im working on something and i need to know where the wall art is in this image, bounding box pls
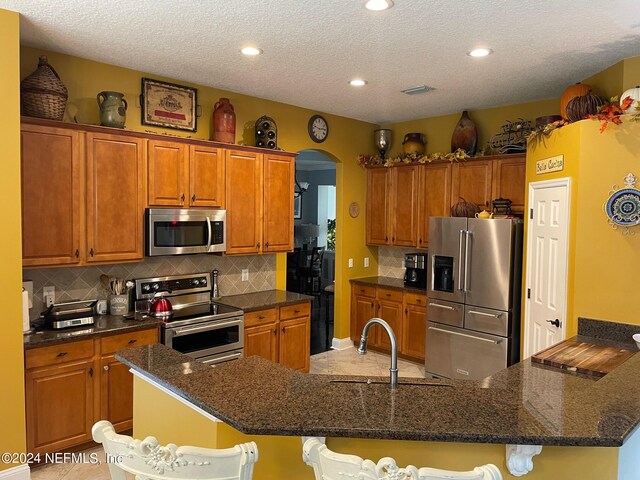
[141,77,197,132]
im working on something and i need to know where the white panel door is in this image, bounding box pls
[524,178,571,358]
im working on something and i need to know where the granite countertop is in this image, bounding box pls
[117,325,640,447]
[218,290,313,312]
[351,276,427,294]
[23,315,162,349]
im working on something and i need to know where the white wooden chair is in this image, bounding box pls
[92,420,258,480]
[302,438,502,480]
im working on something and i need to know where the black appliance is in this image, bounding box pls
[403,253,427,289]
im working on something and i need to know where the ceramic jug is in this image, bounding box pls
[212,98,236,143]
[97,91,127,128]
[475,210,493,219]
[402,133,426,155]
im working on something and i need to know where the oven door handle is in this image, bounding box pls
[172,318,243,337]
[200,351,243,365]
[205,216,212,252]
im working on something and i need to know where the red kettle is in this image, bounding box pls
[148,290,173,319]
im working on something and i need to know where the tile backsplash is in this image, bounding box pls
[378,246,423,279]
[23,254,276,320]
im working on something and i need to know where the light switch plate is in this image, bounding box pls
[364,257,369,268]
[241,269,249,281]
[348,258,353,268]
[43,286,55,307]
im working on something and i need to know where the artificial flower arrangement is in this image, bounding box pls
[358,148,470,168]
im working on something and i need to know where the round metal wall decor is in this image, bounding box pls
[349,202,360,218]
[604,173,640,234]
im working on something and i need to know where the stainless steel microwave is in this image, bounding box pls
[145,208,226,256]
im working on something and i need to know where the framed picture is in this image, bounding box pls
[141,77,197,132]
[294,195,302,219]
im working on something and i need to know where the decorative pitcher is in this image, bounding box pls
[97,91,127,128]
[402,133,426,155]
[212,98,236,143]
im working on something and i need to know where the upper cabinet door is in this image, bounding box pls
[225,150,262,254]
[21,125,82,267]
[148,140,189,206]
[491,155,526,214]
[366,168,390,245]
[85,133,145,263]
[263,153,294,253]
[417,162,452,249]
[390,165,418,247]
[189,145,225,208]
[451,160,493,210]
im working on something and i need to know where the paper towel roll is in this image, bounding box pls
[22,288,30,333]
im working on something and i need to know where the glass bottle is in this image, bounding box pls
[212,269,220,300]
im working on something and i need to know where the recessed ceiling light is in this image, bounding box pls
[364,0,394,11]
[241,47,263,56]
[468,48,493,58]
[349,79,368,87]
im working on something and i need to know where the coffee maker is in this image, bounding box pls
[404,253,427,289]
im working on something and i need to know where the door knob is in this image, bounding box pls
[546,318,561,328]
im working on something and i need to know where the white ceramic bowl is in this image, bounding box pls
[633,333,640,350]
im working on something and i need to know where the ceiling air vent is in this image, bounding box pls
[401,85,435,95]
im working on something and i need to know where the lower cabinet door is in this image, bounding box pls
[25,359,96,454]
[279,317,310,372]
[244,323,278,363]
[402,303,427,361]
[352,293,377,345]
[100,355,134,432]
[376,300,403,352]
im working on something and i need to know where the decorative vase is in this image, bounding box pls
[451,111,477,155]
[212,98,236,143]
[560,82,592,120]
[20,55,68,121]
[374,129,392,158]
[97,91,127,128]
[402,133,426,155]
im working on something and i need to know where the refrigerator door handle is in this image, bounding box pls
[428,302,457,311]
[457,229,465,291]
[463,230,471,292]
[428,326,501,344]
[468,310,503,318]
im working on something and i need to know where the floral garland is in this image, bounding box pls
[358,148,470,168]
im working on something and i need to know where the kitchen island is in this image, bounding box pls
[117,320,640,479]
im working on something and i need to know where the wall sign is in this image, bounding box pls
[141,77,197,132]
[536,155,564,175]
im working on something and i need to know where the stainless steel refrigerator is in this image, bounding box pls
[425,217,523,380]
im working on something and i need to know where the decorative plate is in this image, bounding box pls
[349,202,360,218]
[604,173,640,233]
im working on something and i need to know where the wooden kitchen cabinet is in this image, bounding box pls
[243,302,311,372]
[350,284,378,345]
[491,154,526,213]
[225,149,262,254]
[417,162,452,249]
[190,145,225,207]
[24,327,159,455]
[21,124,83,267]
[366,168,390,245]
[263,153,294,252]
[85,132,145,263]
[402,292,427,362]
[375,288,403,351]
[390,165,419,246]
[451,159,493,210]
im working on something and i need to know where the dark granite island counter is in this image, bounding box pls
[118,331,640,479]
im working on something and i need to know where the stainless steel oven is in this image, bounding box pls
[146,208,226,256]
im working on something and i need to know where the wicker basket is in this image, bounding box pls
[20,56,68,120]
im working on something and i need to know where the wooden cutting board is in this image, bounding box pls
[531,337,636,377]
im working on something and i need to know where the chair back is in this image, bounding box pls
[92,420,258,480]
[303,438,502,480]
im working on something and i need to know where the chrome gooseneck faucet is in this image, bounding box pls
[357,317,398,387]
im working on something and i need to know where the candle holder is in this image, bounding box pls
[374,129,392,159]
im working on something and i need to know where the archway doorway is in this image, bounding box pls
[288,149,336,354]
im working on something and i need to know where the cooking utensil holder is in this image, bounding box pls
[109,294,128,315]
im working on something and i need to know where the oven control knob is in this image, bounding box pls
[142,284,151,292]
[200,278,207,286]
[192,279,200,286]
[152,283,159,291]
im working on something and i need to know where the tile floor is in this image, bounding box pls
[30,347,424,479]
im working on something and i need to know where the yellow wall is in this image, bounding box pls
[20,46,379,339]
[383,98,559,155]
[0,8,27,469]
[134,375,620,480]
[623,57,640,91]
[583,60,625,100]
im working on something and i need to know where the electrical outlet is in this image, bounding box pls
[241,269,249,281]
[364,257,370,268]
[348,258,353,268]
[43,286,55,307]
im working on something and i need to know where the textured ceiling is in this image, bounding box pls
[3,0,640,124]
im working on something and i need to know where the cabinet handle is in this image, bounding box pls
[386,293,391,297]
[371,302,373,307]
[56,351,68,358]
[103,365,110,371]
[405,308,408,315]
[89,248,94,257]
[191,194,196,203]
[392,237,395,242]
[128,339,137,345]
[181,193,186,203]
[385,236,388,242]
[265,241,269,248]
[293,309,300,314]
[486,201,489,207]
[418,239,422,245]
[259,315,265,320]
[273,328,277,335]
[89,367,94,378]
[75,249,79,258]
[256,242,261,249]
[282,326,286,333]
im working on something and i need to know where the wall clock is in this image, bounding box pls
[308,114,328,143]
